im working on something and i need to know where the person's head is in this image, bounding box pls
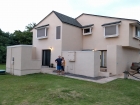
[58,56,61,58]
[62,57,64,59]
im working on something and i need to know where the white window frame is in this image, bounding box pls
[36,26,49,40]
[83,27,92,35]
[103,24,119,38]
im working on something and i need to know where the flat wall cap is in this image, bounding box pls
[102,21,121,26]
[35,24,49,29]
[7,45,32,48]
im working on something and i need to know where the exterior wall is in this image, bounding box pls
[116,46,140,74]
[6,47,12,73]
[77,15,133,50]
[62,51,100,77]
[32,12,62,67]
[129,25,140,49]
[107,45,140,75]
[6,45,41,76]
[62,23,82,51]
[107,45,118,74]
[6,46,22,74]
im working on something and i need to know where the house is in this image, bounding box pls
[6,11,140,76]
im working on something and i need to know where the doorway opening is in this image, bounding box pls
[42,49,51,66]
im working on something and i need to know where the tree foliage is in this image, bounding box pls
[0,23,36,63]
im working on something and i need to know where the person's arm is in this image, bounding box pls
[55,59,57,63]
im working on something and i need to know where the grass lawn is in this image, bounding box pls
[0,73,140,105]
[0,64,6,70]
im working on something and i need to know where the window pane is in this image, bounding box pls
[100,51,107,67]
[138,29,140,38]
[46,28,48,36]
[37,28,45,37]
[84,28,90,33]
[56,26,61,39]
[136,27,140,38]
[105,25,116,36]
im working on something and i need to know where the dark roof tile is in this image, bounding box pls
[53,11,82,28]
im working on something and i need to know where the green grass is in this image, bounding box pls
[0,73,140,105]
[0,64,6,70]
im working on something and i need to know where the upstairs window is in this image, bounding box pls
[83,27,92,35]
[102,21,121,38]
[35,24,49,39]
[136,27,140,38]
[56,26,61,39]
[37,28,48,38]
[104,25,119,38]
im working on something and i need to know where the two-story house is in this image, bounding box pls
[31,11,140,75]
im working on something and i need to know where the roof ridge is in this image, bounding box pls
[53,11,76,20]
[76,13,139,22]
[53,11,82,28]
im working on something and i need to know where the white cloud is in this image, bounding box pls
[85,0,120,7]
[0,0,73,33]
[113,6,140,21]
[0,0,140,33]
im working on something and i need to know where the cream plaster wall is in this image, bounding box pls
[107,45,117,74]
[32,12,62,67]
[62,23,82,51]
[129,25,140,49]
[77,15,134,50]
[107,45,140,75]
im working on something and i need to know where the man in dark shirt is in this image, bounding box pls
[55,56,62,74]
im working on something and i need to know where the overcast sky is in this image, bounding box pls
[1,0,140,33]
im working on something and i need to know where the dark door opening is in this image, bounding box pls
[42,49,51,66]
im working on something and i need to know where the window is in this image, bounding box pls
[136,27,140,38]
[100,51,107,67]
[104,25,119,38]
[83,27,92,35]
[56,26,61,39]
[37,27,48,39]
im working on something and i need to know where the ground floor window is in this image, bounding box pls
[100,50,107,68]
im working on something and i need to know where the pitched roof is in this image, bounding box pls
[76,13,140,23]
[53,11,82,28]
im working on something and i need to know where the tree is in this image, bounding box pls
[0,22,36,63]
[0,29,11,63]
[25,23,36,32]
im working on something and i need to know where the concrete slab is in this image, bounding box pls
[41,69,140,83]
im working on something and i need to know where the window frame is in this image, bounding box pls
[103,24,119,38]
[36,26,49,39]
[135,27,140,38]
[100,50,107,68]
[56,26,61,40]
[83,27,92,35]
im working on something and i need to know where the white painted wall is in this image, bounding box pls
[62,51,100,77]
[6,45,41,76]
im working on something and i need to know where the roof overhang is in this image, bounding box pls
[82,24,94,28]
[35,24,49,29]
[130,21,140,28]
[102,21,121,26]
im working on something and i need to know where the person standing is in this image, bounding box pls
[55,56,62,75]
[61,57,65,75]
